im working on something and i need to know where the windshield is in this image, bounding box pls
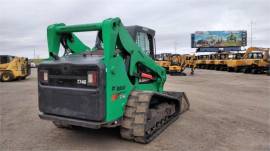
[171,56,179,65]
[248,53,263,59]
[155,55,163,61]
[0,56,14,64]
[163,54,171,60]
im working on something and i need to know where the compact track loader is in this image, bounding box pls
[38,18,190,143]
[0,55,31,82]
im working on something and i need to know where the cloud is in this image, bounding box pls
[0,0,269,58]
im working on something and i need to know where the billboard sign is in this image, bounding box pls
[191,30,247,48]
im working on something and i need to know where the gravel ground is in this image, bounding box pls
[0,69,269,151]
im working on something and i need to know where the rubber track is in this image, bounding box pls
[120,91,179,143]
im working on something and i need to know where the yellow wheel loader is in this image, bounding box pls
[184,54,196,75]
[0,55,31,82]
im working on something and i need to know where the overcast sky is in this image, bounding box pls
[0,0,269,58]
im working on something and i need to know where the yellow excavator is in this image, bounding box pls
[183,54,196,74]
[168,54,195,75]
[155,53,171,72]
[168,54,185,75]
[0,55,31,82]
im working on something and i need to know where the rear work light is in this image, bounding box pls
[39,70,48,83]
[44,71,48,81]
[87,71,97,86]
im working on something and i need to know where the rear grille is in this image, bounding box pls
[39,65,98,88]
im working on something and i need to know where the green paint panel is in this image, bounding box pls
[66,34,90,53]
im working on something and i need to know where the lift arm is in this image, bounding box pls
[46,17,166,91]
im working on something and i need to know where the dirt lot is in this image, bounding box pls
[0,69,269,151]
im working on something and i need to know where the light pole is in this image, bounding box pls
[174,41,177,54]
[33,48,36,59]
[250,21,253,47]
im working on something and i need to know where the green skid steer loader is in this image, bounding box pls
[38,17,190,143]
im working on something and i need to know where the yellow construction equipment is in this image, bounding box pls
[213,52,230,71]
[226,53,242,72]
[169,54,183,75]
[184,54,196,74]
[226,47,269,73]
[0,55,30,82]
[196,55,208,69]
[205,54,217,70]
[155,53,171,72]
[242,47,269,74]
[168,54,192,75]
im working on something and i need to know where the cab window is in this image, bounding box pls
[0,56,10,64]
[253,53,258,59]
[248,53,253,59]
[136,32,150,55]
[257,53,263,59]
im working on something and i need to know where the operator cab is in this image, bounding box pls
[228,53,244,59]
[155,54,163,61]
[155,53,171,61]
[94,26,156,59]
[170,54,180,65]
[248,52,263,59]
[197,55,209,60]
[0,55,15,64]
